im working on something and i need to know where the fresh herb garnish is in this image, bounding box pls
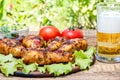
[5,32,19,38]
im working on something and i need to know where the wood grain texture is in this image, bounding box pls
[0,30,120,80]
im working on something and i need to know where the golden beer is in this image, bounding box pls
[97,32,120,58]
[96,2,120,62]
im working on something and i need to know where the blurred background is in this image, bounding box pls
[0,0,106,31]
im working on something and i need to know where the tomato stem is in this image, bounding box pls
[77,26,84,29]
[69,26,75,30]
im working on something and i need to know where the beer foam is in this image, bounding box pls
[97,11,120,33]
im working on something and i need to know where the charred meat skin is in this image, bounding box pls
[46,37,87,52]
[22,49,45,65]
[0,38,24,57]
[9,45,24,57]
[46,36,66,51]
[58,38,87,52]
[45,51,74,65]
[80,39,88,51]
[22,49,74,65]
[22,35,44,49]
[0,36,88,65]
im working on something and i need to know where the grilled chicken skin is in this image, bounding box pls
[46,36,66,51]
[22,35,44,49]
[58,38,87,52]
[22,48,45,65]
[0,35,88,65]
[0,38,24,57]
[45,51,74,65]
[22,48,74,65]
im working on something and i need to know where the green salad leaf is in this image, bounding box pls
[0,54,15,65]
[85,47,96,58]
[74,58,92,70]
[0,54,24,76]
[1,61,17,76]
[22,63,38,74]
[74,47,95,70]
[44,63,72,76]
[38,66,46,73]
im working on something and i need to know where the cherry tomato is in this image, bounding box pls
[61,26,83,39]
[39,26,60,41]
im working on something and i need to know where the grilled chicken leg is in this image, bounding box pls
[0,35,88,65]
[22,35,44,49]
[46,36,66,51]
[0,38,24,57]
[58,38,87,52]
[22,48,74,65]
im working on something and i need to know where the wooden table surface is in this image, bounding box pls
[0,30,120,80]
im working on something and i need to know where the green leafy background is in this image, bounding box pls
[0,0,106,31]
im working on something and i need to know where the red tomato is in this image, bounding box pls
[39,26,60,41]
[61,26,83,39]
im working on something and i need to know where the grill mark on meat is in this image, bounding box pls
[30,36,43,41]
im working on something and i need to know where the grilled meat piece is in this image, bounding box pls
[22,48,45,65]
[9,45,25,57]
[80,39,88,50]
[46,36,66,51]
[22,48,74,65]
[0,38,24,57]
[45,51,74,65]
[22,35,44,49]
[0,36,88,65]
[58,38,87,52]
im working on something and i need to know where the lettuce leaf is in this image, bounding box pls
[22,63,38,74]
[74,58,92,69]
[44,63,72,76]
[0,54,24,76]
[1,63,16,76]
[74,47,95,70]
[38,66,46,73]
[85,47,96,58]
[0,54,15,64]
[1,61,18,76]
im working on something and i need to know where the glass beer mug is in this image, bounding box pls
[96,1,120,63]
